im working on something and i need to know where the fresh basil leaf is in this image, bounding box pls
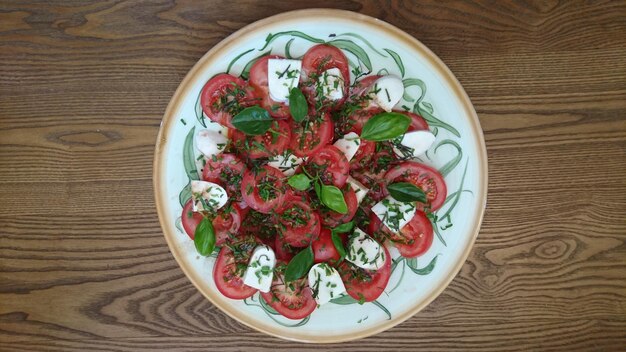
[288,173,311,191]
[361,112,411,141]
[387,182,427,203]
[320,184,348,214]
[314,179,322,199]
[194,217,216,256]
[331,231,347,262]
[288,87,308,122]
[231,106,273,135]
[284,246,314,282]
[332,221,354,234]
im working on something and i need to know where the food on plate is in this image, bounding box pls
[180,44,447,319]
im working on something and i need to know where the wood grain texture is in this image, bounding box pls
[1,0,625,350]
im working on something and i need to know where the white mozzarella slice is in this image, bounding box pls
[267,59,302,104]
[308,263,346,305]
[393,130,436,159]
[267,152,306,176]
[242,245,276,293]
[195,128,228,158]
[190,180,228,212]
[333,132,360,161]
[370,75,404,112]
[371,196,416,233]
[346,228,386,270]
[346,176,369,204]
[318,67,345,101]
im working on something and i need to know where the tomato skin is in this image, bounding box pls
[202,153,246,201]
[213,239,259,300]
[181,199,204,239]
[288,112,334,157]
[402,110,429,132]
[240,165,286,214]
[301,44,350,111]
[368,210,433,257]
[200,74,256,128]
[350,139,376,171]
[260,262,317,319]
[230,120,291,159]
[384,162,447,211]
[304,145,349,187]
[319,186,358,227]
[277,197,321,248]
[249,55,292,118]
[312,228,342,263]
[338,245,392,302]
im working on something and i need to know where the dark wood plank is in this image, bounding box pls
[1,0,625,351]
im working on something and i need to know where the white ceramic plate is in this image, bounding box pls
[154,9,487,343]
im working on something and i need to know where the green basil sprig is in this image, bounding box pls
[330,221,354,262]
[194,217,216,256]
[314,181,347,214]
[387,182,427,203]
[231,106,273,135]
[287,173,311,191]
[288,87,308,122]
[361,112,410,141]
[284,245,314,282]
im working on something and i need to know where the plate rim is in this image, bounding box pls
[153,8,488,343]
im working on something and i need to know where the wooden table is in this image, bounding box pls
[1,1,625,350]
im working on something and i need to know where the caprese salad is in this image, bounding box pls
[180,44,446,320]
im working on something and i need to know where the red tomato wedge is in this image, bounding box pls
[277,196,321,247]
[200,73,256,128]
[230,120,290,159]
[338,245,392,302]
[248,55,292,118]
[213,238,259,300]
[384,161,447,211]
[303,145,349,187]
[241,165,286,214]
[260,263,317,320]
[301,44,350,111]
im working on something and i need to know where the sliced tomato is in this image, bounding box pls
[260,263,317,319]
[241,165,286,213]
[303,145,349,187]
[402,110,429,132]
[200,73,256,128]
[312,228,344,263]
[288,112,334,157]
[213,238,259,300]
[202,153,246,200]
[319,185,358,227]
[384,161,447,211]
[240,209,277,246]
[275,235,298,262]
[248,55,292,118]
[277,196,321,247]
[349,75,381,99]
[301,44,350,111]
[213,203,244,246]
[181,199,204,239]
[230,119,290,159]
[338,245,391,302]
[368,210,433,257]
[349,139,376,171]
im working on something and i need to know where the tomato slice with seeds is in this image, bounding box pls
[202,153,246,201]
[338,245,391,302]
[303,145,349,187]
[260,262,317,320]
[384,161,447,211]
[301,44,350,112]
[240,209,277,247]
[200,73,257,128]
[368,210,433,257]
[319,185,358,227]
[288,112,334,157]
[349,139,376,171]
[213,238,259,300]
[312,228,344,264]
[240,165,286,214]
[277,196,321,247]
[230,119,291,159]
[213,203,245,246]
[248,55,292,119]
[274,235,298,262]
